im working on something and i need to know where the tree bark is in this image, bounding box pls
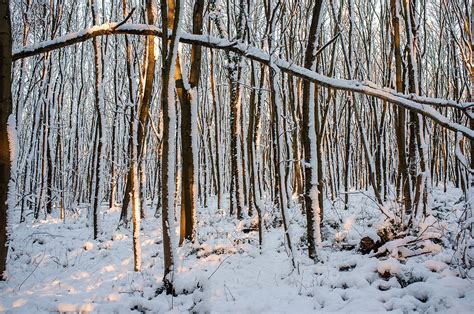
[0,0,12,280]
[176,0,204,245]
[90,0,105,240]
[302,0,324,261]
[159,0,181,294]
[391,0,412,216]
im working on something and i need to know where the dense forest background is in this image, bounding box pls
[0,0,472,312]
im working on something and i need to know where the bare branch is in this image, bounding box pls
[112,7,136,30]
[11,23,474,140]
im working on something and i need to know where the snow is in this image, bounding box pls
[6,115,17,170]
[189,87,199,235]
[377,259,402,277]
[424,260,448,273]
[82,241,94,251]
[12,23,119,56]
[1,188,472,313]
[7,114,18,228]
[310,185,322,245]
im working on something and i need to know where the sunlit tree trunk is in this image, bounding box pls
[159,0,182,294]
[176,0,204,245]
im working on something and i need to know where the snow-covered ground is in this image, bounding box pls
[1,188,473,313]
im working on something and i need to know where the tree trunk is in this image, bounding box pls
[391,0,412,216]
[302,0,323,261]
[118,0,137,227]
[176,0,204,245]
[247,61,263,247]
[90,0,105,240]
[159,0,181,294]
[0,0,12,280]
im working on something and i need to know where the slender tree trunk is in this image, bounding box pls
[90,0,105,239]
[109,32,120,210]
[391,0,412,216]
[302,0,323,261]
[177,0,204,245]
[247,61,262,246]
[0,0,12,280]
[209,47,222,209]
[159,0,182,294]
[119,0,136,227]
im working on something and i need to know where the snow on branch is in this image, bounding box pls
[12,23,474,140]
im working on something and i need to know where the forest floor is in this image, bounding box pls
[0,187,473,313]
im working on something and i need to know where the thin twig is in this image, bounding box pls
[113,7,136,30]
[208,255,231,280]
[342,190,394,220]
[23,231,64,242]
[224,283,236,301]
[315,31,341,56]
[18,249,46,290]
